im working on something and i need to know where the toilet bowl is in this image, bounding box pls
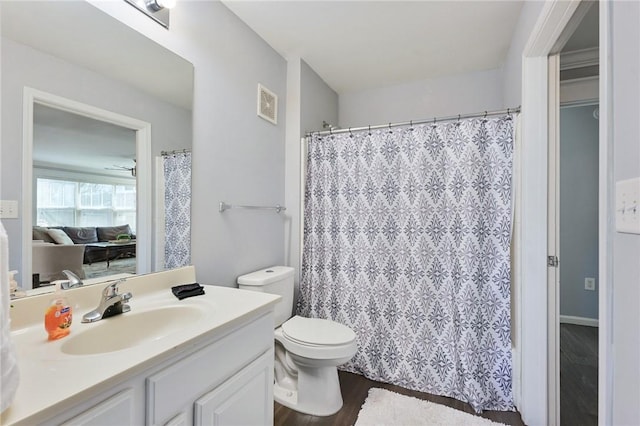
[237,267,357,416]
[274,316,357,416]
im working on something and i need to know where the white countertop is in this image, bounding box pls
[1,267,280,425]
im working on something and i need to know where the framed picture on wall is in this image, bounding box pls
[257,83,277,125]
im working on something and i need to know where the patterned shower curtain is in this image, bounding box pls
[163,152,191,269]
[297,116,515,412]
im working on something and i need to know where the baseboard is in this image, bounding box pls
[559,315,599,327]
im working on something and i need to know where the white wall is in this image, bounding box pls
[502,1,546,106]
[0,36,191,279]
[610,1,640,423]
[90,1,288,286]
[501,3,547,423]
[339,68,503,128]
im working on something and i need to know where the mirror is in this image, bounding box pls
[34,105,138,285]
[0,1,194,292]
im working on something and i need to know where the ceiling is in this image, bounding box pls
[221,1,524,94]
[563,2,599,52]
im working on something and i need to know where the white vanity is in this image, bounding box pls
[1,267,280,426]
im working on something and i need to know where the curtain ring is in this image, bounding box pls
[409,120,413,131]
[483,111,488,119]
[388,123,392,133]
[349,127,353,138]
[368,125,371,135]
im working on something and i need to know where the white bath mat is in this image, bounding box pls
[354,388,507,426]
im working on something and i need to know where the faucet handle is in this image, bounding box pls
[61,269,83,289]
[103,279,126,297]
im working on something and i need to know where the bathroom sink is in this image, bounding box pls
[60,305,206,355]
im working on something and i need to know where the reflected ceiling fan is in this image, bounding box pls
[105,159,136,177]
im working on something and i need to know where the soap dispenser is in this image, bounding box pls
[8,270,17,295]
[44,282,72,341]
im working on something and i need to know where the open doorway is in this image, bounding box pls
[558,101,599,426]
[556,4,599,425]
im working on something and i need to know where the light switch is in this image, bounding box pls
[0,200,18,219]
[585,277,596,291]
[615,177,640,234]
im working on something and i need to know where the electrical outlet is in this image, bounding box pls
[0,200,18,219]
[585,277,596,291]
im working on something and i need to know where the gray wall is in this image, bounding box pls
[559,105,599,320]
[611,1,640,423]
[301,60,339,135]
[339,68,504,127]
[285,59,338,300]
[100,1,288,287]
[0,37,192,278]
[502,1,546,107]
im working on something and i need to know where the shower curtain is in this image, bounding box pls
[297,116,515,412]
[163,152,191,269]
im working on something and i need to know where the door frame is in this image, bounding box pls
[597,2,614,424]
[553,74,600,424]
[547,52,561,426]
[519,0,611,424]
[22,87,153,285]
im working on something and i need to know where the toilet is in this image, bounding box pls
[237,266,357,416]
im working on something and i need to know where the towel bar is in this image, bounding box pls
[218,201,286,213]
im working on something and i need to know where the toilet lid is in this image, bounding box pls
[282,316,355,346]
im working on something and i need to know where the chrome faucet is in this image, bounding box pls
[82,280,132,323]
[61,270,83,289]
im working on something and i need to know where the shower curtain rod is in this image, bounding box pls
[306,106,521,137]
[161,149,191,156]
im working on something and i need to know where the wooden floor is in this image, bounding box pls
[274,371,525,426]
[560,323,598,426]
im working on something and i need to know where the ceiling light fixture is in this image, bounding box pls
[146,0,176,11]
[124,0,174,29]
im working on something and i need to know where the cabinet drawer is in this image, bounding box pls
[146,315,272,426]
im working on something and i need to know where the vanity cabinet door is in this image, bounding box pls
[146,316,272,425]
[194,351,273,426]
[61,388,135,426]
[163,412,188,426]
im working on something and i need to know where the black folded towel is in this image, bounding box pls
[171,283,205,300]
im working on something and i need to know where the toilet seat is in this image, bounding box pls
[282,316,355,346]
[276,316,357,361]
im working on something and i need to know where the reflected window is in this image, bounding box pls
[36,178,136,231]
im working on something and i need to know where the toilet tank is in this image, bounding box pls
[237,266,294,327]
